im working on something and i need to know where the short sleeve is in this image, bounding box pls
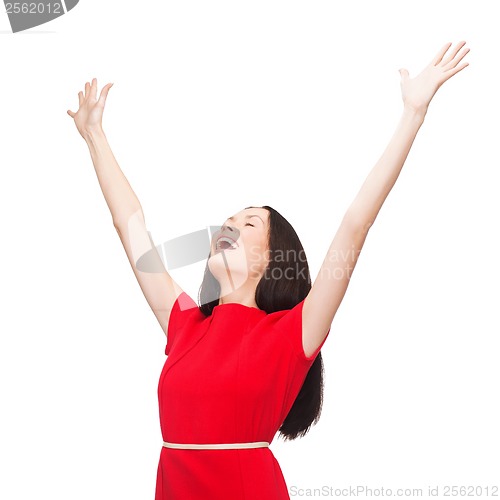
[165,291,200,356]
[273,299,330,364]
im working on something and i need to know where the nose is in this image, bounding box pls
[220,224,236,233]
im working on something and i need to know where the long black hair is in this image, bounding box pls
[198,205,324,441]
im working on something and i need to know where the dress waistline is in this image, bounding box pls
[163,441,269,450]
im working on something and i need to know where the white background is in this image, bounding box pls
[1,1,499,498]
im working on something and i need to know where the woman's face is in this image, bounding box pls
[208,207,270,288]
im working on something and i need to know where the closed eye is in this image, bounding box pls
[245,223,254,227]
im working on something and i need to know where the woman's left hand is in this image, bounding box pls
[399,41,470,116]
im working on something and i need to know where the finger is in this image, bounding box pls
[444,47,470,71]
[90,78,97,101]
[441,41,467,66]
[97,82,114,107]
[432,42,452,66]
[444,61,469,80]
[399,68,409,84]
[78,91,83,106]
[84,81,90,98]
[67,109,75,118]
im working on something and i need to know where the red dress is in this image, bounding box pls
[155,291,329,499]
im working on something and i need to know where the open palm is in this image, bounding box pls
[67,78,113,138]
[399,41,469,114]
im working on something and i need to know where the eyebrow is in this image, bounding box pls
[226,214,264,224]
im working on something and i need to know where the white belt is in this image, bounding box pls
[163,441,269,450]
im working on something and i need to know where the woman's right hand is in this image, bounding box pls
[67,78,113,138]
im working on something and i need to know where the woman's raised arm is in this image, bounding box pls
[301,42,470,358]
[67,79,184,336]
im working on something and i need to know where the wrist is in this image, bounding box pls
[402,104,427,123]
[83,125,106,142]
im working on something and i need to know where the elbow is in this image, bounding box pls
[112,216,124,232]
[113,208,145,231]
[344,211,375,235]
[361,219,374,234]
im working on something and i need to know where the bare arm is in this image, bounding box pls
[302,42,470,358]
[113,207,184,335]
[83,125,141,228]
[68,79,183,335]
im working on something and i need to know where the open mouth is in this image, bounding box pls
[215,236,239,251]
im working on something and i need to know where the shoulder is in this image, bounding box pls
[165,292,205,355]
[256,299,326,362]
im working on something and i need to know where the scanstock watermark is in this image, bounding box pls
[126,209,360,310]
[288,483,499,497]
[3,1,79,33]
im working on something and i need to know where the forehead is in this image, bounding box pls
[225,208,269,223]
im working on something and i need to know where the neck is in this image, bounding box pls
[218,279,259,308]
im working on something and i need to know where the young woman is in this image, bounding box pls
[67,41,469,499]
